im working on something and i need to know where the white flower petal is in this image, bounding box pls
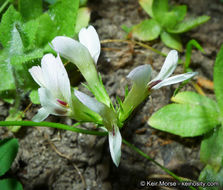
[29,66,45,87]
[32,107,50,122]
[151,50,178,82]
[38,88,68,116]
[74,90,106,115]
[79,25,101,64]
[127,64,152,88]
[55,54,71,104]
[51,36,93,68]
[39,54,71,104]
[152,72,197,90]
[108,126,122,167]
[41,54,59,94]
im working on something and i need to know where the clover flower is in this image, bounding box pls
[51,25,111,107]
[29,54,72,122]
[148,50,197,90]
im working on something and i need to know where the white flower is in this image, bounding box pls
[51,25,111,107]
[119,64,152,122]
[79,25,101,64]
[51,25,100,65]
[29,54,72,122]
[74,90,122,167]
[148,50,197,90]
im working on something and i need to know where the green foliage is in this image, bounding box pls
[199,165,223,189]
[132,19,161,41]
[0,0,90,105]
[18,0,42,21]
[0,138,18,176]
[185,39,205,71]
[214,44,223,117]
[5,108,24,132]
[148,45,223,184]
[129,0,210,51]
[0,138,22,190]
[148,92,220,137]
[29,90,40,104]
[48,0,79,37]
[0,179,23,190]
[200,126,223,171]
[160,31,182,52]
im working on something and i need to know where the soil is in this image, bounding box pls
[1,0,223,189]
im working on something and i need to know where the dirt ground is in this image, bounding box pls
[1,0,223,189]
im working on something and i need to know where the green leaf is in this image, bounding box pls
[199,165,223,189]
[171,91,219,112]
[35,13,57,47]
[160,31,183,51]
[0,138,18,176]
[200,126,223,171]
[0,5,21,48]
[49,0,79,37]
[167,15,210,34]
[0,179,23,190]
[18,0,42,21]
[22,19,39,50]
[75,7,90,35]
[152,0,168,17]
[214,45,223,118]
[132,19,161,41]
[29,90,40,104]
[148,103,220,137]
[139,0,154,17]
[0,50,15,91]
[9,24,24,57]
[171,5,187,22]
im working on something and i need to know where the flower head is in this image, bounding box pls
[148,50,197,90]
[29,54,72,122]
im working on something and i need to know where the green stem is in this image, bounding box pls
[0,0,10,14]
[123,139,196,190]
[0,121,107,136]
